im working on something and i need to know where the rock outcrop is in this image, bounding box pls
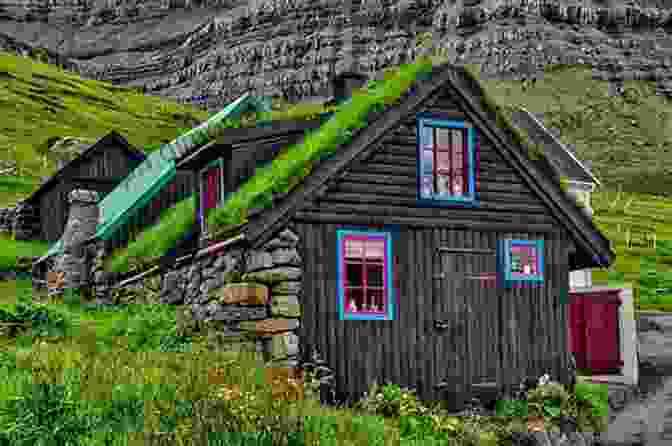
[1,0,672,109]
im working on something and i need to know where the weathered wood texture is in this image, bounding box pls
[33,139,143,243]
[108,170,194,251]
[296,93,560,231]
[290,92,572,407]
[292,222,571,406]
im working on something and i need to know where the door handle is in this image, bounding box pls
[435,320,450,330]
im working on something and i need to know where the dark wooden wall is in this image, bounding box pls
[292,222,571,407]
[108,170,194,252]
[289,89,574,406]
[35,142,144,243]
[296,91,562,233]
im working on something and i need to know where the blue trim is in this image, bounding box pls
[337,229,395,321]
[416,115,477,206]
[498,239,545,287]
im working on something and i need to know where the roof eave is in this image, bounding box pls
[517,106,601,187]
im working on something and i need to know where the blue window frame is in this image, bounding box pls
[416,115,477,205]
[498,239,545,287]
[337,229,395,321]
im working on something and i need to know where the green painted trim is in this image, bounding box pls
[97,163,177,241]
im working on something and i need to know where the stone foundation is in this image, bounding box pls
[11,201,40,241]
[159,227,307,372]
[48,190,100,298]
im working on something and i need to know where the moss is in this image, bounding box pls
[240,271,291,286]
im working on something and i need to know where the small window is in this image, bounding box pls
[199,158,225,234]
[498,239,544,286]
[417,116,476,205]
[337,230,395,320]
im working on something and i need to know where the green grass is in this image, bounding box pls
[0,235,49,271]
[0,50,210,180]
[0,176,40,207]
[106,196,196,273]
[106,56,436,273]
[477,64,672,197]
[0,281,605,445]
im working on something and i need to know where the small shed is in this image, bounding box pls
[171,64,616,409]
[24,131,145,243]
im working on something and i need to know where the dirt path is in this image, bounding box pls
[601,314,672,445]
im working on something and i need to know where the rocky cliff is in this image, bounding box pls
[2,0,672,108]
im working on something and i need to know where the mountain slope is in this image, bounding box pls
[0,50,209,184]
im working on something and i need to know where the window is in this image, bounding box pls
[199,158,225,234]
[498,239,544,287]
[337,230,395,320]
[417,116,476,204]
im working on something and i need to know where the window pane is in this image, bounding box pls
[346,262,363,286]
[365,239,385,259]
[436,174,451,195]
[436,149,452,171]
[422,126,434,150]
[422,149,434,174]
[346,288,364,313]
[452,129,465,160]
[366,263,384,287]
[421,175,434,197]
[436,128,450,151]
[511,245,538,275]
[345,239,364,259]
[366,289,385,312]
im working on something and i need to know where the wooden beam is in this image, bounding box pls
[437,247,496,254]
[293,211,559,234]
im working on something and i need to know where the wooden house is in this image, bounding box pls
[174,64,615,408]
[23,131,145,243]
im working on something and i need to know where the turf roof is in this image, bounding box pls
[106,56,613,273]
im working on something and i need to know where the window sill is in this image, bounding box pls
[417,196,479,208]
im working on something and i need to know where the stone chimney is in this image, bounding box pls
[49,190,100,299]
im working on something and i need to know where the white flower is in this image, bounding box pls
[538,374,551,386]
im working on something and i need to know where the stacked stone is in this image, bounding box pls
[0,207,16,236]
[159,228,304,371]
[11,201,40,240]
[656,80,672,98]
[48,190,99,298]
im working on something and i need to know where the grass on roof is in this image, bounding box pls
[105,56,436,273]
[105,196,196,273]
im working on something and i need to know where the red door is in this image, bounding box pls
[568,290,623,374]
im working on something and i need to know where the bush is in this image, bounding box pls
[357,382,430,419]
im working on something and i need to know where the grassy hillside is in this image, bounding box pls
[0,50,209,187]
[478,65,672,197]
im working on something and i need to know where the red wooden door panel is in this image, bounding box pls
[568,296,588,369]
[585,294,622,374]
[568,290,622,375]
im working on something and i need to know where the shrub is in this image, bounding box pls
[357,382,430,419]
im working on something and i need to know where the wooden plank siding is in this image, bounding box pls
[293,221,572,405]
[107,170,194,252]
[34,140,144,243]
[289,90,573,406]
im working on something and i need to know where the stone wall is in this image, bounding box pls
[48,189,100,297]
[12,200,40,241]
[158,228,306,370]
[0,206,16,236]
